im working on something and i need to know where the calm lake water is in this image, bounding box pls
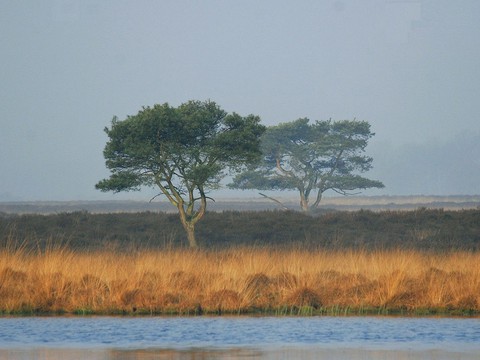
[0,316,479,359]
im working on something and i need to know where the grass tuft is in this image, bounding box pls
[0,244,479,315]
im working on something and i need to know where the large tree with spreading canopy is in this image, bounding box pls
[96,100,265,247]
[229,118,384,212]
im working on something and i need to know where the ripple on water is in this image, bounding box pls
[0,316,479,359]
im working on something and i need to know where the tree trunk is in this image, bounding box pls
[299,191,310,212]
[312,189,323,209]
[177,198,205,248]
[178,213,198,248]
[184,223,197,248]
[174,190,207,248]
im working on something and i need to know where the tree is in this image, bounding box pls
[96,100,265,247]
[229,118,384,212]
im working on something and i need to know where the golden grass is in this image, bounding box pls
[0,244,479,315]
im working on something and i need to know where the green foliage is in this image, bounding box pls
[230,118,384,211]
[95,100,265,247]
[97,101,264,194]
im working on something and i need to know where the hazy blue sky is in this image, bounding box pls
[1,0,479,201]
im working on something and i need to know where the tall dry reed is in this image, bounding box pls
[0,244,479,314]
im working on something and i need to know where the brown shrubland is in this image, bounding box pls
[0,245,479,315]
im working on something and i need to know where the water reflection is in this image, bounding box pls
[2,347,479,360]
[109,347,263,359]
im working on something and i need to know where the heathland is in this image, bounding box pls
[0,201,479,315]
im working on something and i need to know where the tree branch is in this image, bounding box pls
[149,193,163,203]
[331,188,362,196]
[275,157,296,178]
[259,192,289,210]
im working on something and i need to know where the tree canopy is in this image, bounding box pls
[229,118,384,212]
[96,100,265,247]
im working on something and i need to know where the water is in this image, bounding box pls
[0,316,479,359]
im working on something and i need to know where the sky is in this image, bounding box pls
[1,0,479,201]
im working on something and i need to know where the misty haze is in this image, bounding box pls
[1,0,479,202]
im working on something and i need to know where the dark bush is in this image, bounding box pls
[0,209,479,251]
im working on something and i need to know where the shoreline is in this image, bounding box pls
[2,307,479,317]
